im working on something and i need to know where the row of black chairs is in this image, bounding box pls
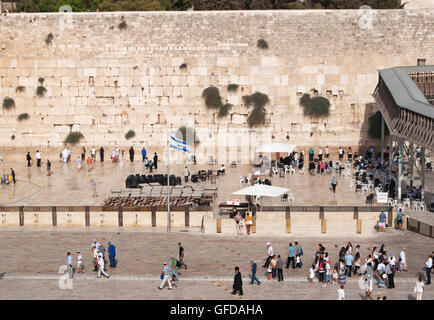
[126,174,182,188]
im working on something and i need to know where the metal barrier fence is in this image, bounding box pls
[407,217,434,238]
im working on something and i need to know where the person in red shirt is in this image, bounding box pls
[86,156,93,171]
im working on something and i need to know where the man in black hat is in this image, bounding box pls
[231,266,243,296]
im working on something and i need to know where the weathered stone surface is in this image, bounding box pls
[0,10,432,161]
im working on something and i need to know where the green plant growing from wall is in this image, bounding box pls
[16,86,26,93]
[119,17,127,30]
[218,103,233,118]
[17,113,29,121]
[64,131,84,145]
[45,33,54,45]
[2,97,15,110]
[257,39,269,49]
[175,126,200,144]
[368,111,389,139]
[227,83,239,92]
[179,63,187,70]
[36,77,47,97]
[242,91,269,127]
[202,86,223,109]
[299,93,330,118]
[125,129,136,140]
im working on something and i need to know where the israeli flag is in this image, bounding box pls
[169,135,191,153]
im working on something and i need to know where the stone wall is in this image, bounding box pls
[0,10,433,162]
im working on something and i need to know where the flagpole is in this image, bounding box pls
[167,131,171,233]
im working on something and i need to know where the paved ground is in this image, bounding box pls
[0,229,432,299]
[1,157,433,208]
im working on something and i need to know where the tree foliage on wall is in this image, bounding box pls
[242,91,269,128]
[202,86,223,110]
[15,0,401,12]
[368,111,389,139]
[64,131,84,144]
[299,93,330,118]
[125,129,136,139]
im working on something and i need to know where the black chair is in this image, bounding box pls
[191,174,198,183]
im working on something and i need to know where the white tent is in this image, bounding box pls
[232,184,289,197]
[256,143,296,154]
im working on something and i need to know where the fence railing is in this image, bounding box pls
[407,217,434,238]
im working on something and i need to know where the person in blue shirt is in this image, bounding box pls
[286,242,296,269]
[141,147,147,162]
[344,253,354,277]
[107,241,116,268]
[396,208,404,230]
[249,259,260,285]
[379,210,387,232]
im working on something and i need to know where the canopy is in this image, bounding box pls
[232,184,289,197]
[256,143,296,154]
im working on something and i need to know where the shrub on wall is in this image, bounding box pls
[299,93,330,118]
[17,113,29,121]
[64,132,84,145]
[175,126,200,144]
[202,86,223,109]
[119,18,127,30]
[16,86,26,93]
[179,63,187,70]
[368,111,389,139]
[125,129,136,140]
[218,103,233,118]
[45,33,54,45]
[227,83,239,92]
[242,92,269,127]
[257,39,269,49]
[36,77,47,97]
[2,97,15,110]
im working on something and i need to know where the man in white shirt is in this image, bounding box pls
[97,253,109,279]
[158,262,172,290]
[76,250,83,274]
[91,147,96,161]
[325,146,330,159]
[263,242,274,268]
[184,166,190,183]
[36,151,41,167]
[318,147,323,161]
[400,248,407,271]
[425,255,432,285]
[337,285,345,300]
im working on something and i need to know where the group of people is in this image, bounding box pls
[233,210,254,235]
[158,243,188,290]
[261,242,303,283]
[66,239,117,279]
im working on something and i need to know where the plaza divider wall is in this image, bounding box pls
[0,205,413,236]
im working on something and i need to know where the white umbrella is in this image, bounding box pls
[256,143,296,154]
[232,184,289,197]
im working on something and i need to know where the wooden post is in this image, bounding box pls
[216,218,221,233]
[388,206,393,227]
[118,207,123,227]
[285,207,291,233]
[19,206,24,226]
[353,207,358,220]
[52,206,57,227]
[85,206,90,227]
[321,219,326,234]
[151,207,156,227]
[185,207,190,227]
[252,218,256,233]
[356,219,362,233]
